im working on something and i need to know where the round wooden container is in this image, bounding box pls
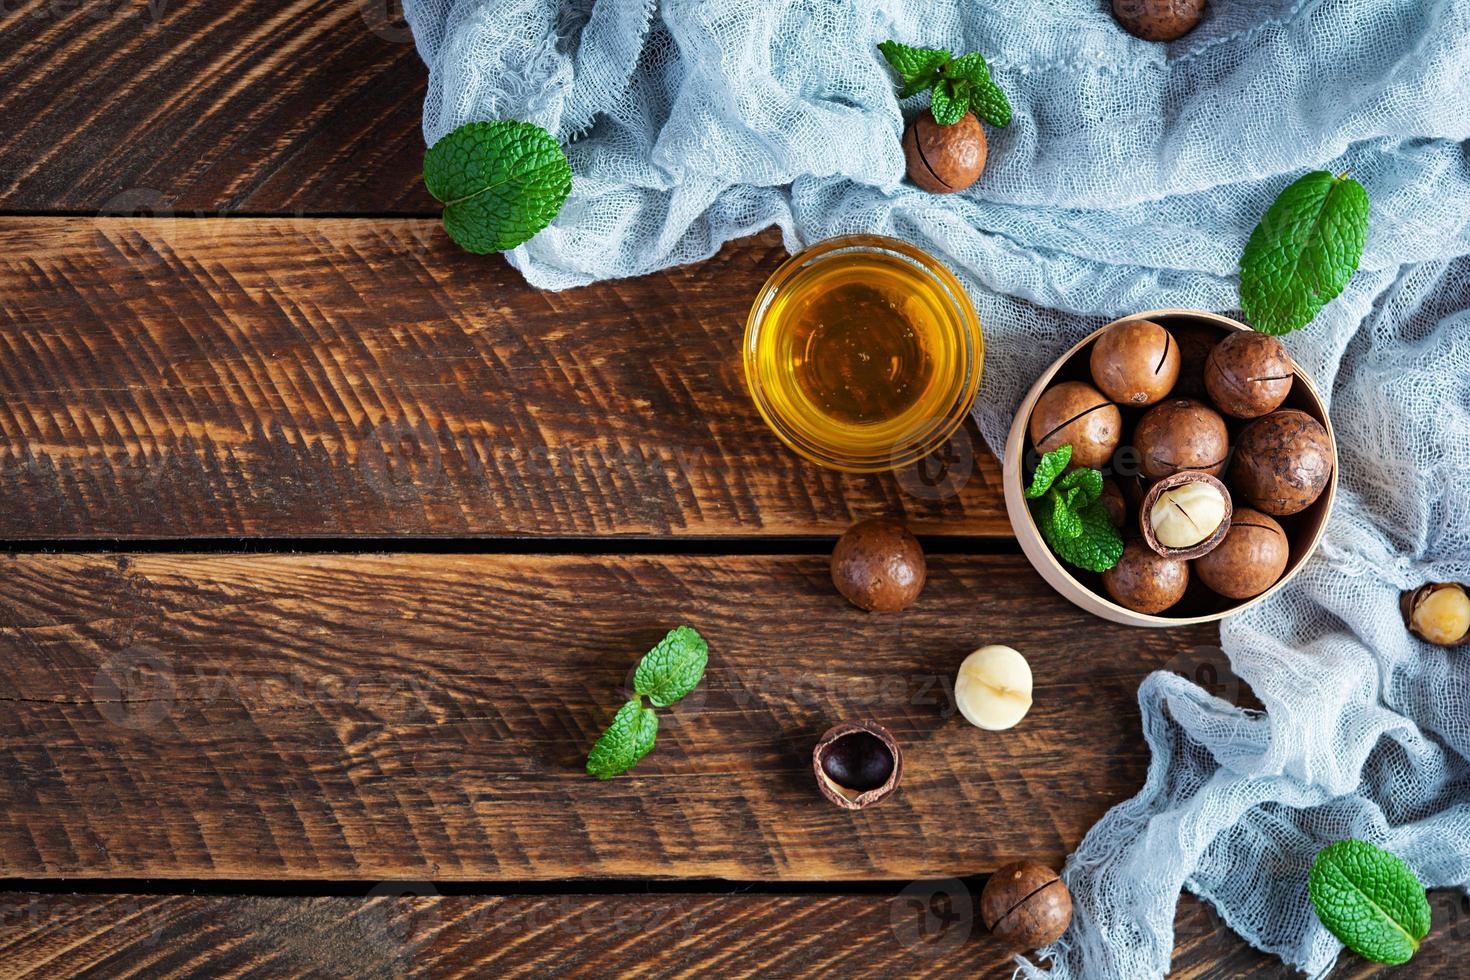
[1002,309,1338,627]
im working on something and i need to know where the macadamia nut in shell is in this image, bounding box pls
[1229,409,1334,516]
[903,112,986,194]
[1089,318,1180,406]
[1133,399,1229,479]
[1029,381,1122,469]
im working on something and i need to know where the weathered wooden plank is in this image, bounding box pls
[0,0,430,213]
[0,552,1219,880]
[0,220,1006,539]
[1,890,1461,978]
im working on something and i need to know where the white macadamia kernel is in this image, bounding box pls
[955,645,1033,731]
[1150,481,1227,549]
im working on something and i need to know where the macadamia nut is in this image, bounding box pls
[955,645,1033,731]
[1150,481,1227,549]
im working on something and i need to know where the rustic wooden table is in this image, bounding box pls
[0,2,1461,976]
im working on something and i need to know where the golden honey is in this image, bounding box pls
[744,236,982,473]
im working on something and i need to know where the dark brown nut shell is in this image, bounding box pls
[1229,409,1334,516]
[1102,539,1189,613]
[1112,0,1205,41]
[1204,332,1295,418]
[1193,508,1290,600]
[981,861,1073,949]
[1400,583,1470,647]
[1028,381,1123,470]
[1169,321,1220,400]
[1140,470,1232,560]
[831,518,926,613]
[902,111,986,194]
[812,720,902,809]
[1133,398,1229,480]
[1100,477,1129,528]
[1089,319,1180,406]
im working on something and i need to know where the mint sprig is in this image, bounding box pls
[586,626,709,779]
[423,120,572,254]
[1240,170,1369,335]
[878,40,1012,128]
[1309,839,1430,966]
[1025,444,1123,573]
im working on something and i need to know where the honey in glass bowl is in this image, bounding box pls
[744,235,982,473]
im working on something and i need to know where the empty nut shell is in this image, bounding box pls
[981,862,1073,949]
[1112,0,1205,41]
[1133,398,1230,480]
[1193,508,1290,599]
[812,720,902,809]
[1204,332,1294,418]
[1140,471,1232,560]
[1401,583,1470,647]
[903,111,987,194]
[1089,318,1180,406]
[1229,409,1334,516]
[1029,381,1123,470]
[1102,538,1189,613]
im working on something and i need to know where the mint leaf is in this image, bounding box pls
[1049,500,1124,573]
[928,79,966,126]
[1240,170,1369,335]
[423,120,572,255]
[970,79,1013,127]
[633,626,709,707]
[877,40,950,97]
[1026,444,1073,498]
[1033,489,1083,542]
[1310,839,1430,965]
[586,698,659,779]
[1056,467,1103,511]
[945,52,991,87]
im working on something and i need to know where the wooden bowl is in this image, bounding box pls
[1002,309,1337,627]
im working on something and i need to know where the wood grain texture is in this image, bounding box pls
[2,890,1464,978]
[0,552,1223,880]
[0,0,430,213]
[0,220,1006,539]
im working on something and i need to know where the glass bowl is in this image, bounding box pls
[743,235,983,474]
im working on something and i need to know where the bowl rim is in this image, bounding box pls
[1002,308,1338,627]
[742,233,984,474]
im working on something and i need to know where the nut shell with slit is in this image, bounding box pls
[1028,381,1122,469]
[902,111,986,194]
[981,861,1073,949]
[1229,409,1334,516]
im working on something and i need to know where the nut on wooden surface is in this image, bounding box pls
[831,518,926,613]
[981,861,1073,949]
[812,720,903,810]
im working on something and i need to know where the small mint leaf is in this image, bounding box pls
[1025,444,1073,498]
[1056,467,1103,510]
[1033,489,1083,543]
[971,79,1012,127]
[1049,500,1124,573]
[586,698,659,779]
[929,79,966,126]
[423,120,572,254]
[878,40,950,96]
[632,626,709,707]
[1240,170,1369,335]
[1310,839,1430,966]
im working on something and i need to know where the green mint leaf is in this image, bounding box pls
[632,626,709,707]
[586,698,659,779]
[1240,170,1369,335]
[1025,444,1073,498]
[878,40,950,97]
[971,79,1013,127]
[1033,489,1083,543]
[1056,467,1103,510]
[1049,500,1124,573]
[423,120,572,255]
[944,52,991,86]
[928,79,966,126]
[1309,839,1430,965]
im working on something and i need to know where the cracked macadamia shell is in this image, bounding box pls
[1140,470,1232,560]
[812,720,902,809]
[1204,332,1294,418]
[902,111,986,194]
[1102,539,1189,613]
[1132,398,1229,480]
[1112,0,1205,41]
[1229,409,1334,516]
[1028,381,1122,469]
[830,518,926,613]
[981,862,1073,949]
[1089,318,1180,406]
[1193,508,1289,599]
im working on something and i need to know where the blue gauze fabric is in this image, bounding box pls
[403,0,1470,974]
